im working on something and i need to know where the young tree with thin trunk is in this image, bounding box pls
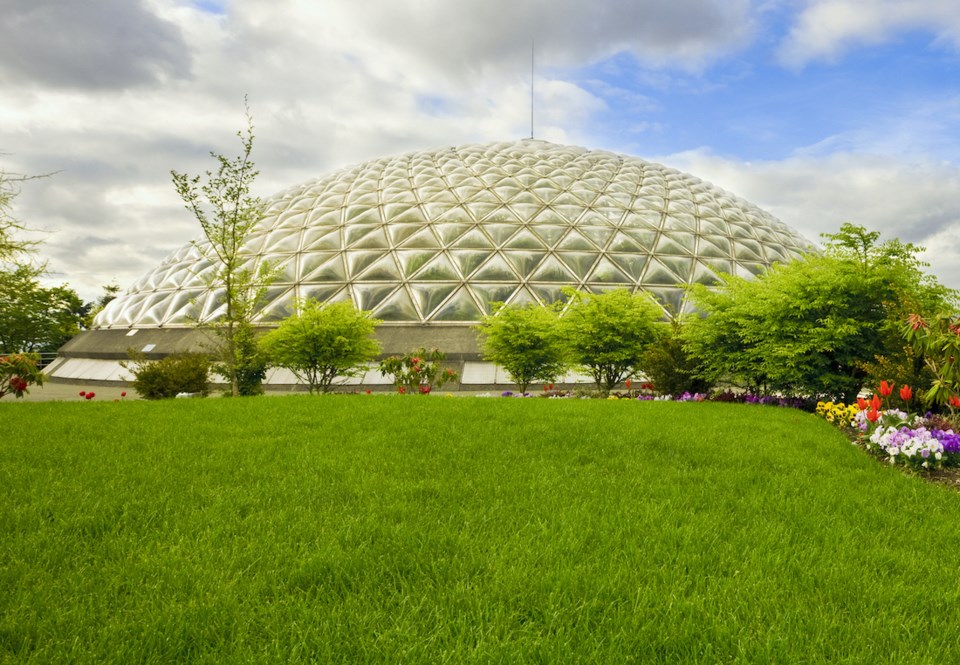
[171,100,273,397]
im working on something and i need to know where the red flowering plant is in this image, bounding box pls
[0,353,44,399]
[901,312,960,407]
[378,347,458,395]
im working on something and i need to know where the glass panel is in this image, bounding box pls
[581,226,615,247]
[351,283,400,312]
[504,229,543,250]
[449,250,492,278]
[733,240,764,262]
[372,287,419,321]
[655,234,693,256]
[399,227,441,249]
[357,254,402,281]
[610,254,648,280]
[485,223,520,246]
[436,222,472,245]
[690,261,721,286]
[502,251,546,277]
[344,206,381,224]
[301,227,341,251]
[450,228,495,249]
[557,230,594,251]
[530,284,567,305]
[530,225,568,248]
[507,202,542,222]
[587,257,633,284]
[470,283,521,311]
[558,252,598,280]
[344,251,382,276]
[431,288,484,322]
[472,254,519,281]
[607,232,644,253]
[388,223,422,246]
[698,236,731,258]
[411,283,458,318]
[413,253,459,281]
[641,258,683,286]
[344,224,378,246]
[660,256,695,281]
[381,202,416,222]
[396,250,438,277]
[530,255,576,282]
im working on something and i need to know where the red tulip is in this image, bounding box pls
[120,391,127,397]
[870,394,882,411]
[866,408,880,422]
[879,380,893,397]
[85,393,94,400]
[79,391,86,396]
[625,379,632,389]
[899,385,913,401]
[856,397,867,411]
[950,395,960,409]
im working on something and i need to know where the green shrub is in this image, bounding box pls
[126,353,211,400]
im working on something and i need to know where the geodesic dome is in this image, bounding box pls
[94,139,813,330]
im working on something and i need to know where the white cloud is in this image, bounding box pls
[663,148,960,289]
[779,0,960,67]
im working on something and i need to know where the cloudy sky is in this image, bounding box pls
[3,0,959,301]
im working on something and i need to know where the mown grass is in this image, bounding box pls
[3,395,960,663]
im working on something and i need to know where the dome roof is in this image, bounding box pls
[95,139,813,329]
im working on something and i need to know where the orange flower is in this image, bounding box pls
[907,313,929,331]
[899,385,913,401]
[625,379,632,389]
[856,397,867,411]
[870,394,882,411]
[866,408,880,422]
[879,380,893,397]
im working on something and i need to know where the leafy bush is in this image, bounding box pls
[477,302,568,393]
[379,348,458,394]
[126,353,211,400]
[0,352,44,399]
[215,321,267,396]
[260,300,381,394]
[641,318,712,397]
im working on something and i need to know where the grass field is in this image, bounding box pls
[3,395,960,663]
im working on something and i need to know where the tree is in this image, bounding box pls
[477,302,568,393]
[259,300,381,394]
[0,169,43,267]
[83,282,121,328]
[0,264,86,355]
[171,99,274,397]
[641,317,713,396]
[684,223,956,402]
[560,288,664,393]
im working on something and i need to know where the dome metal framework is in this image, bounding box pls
[94,139,813,330]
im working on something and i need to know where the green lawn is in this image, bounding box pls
[3,396,960,663]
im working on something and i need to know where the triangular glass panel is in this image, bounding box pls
[464,201,502,222]
[472,254,519,281]
[625,209,663,230]
[557,230,595,251]
[529,284,567,305]
[587,257,633,284]
[735,262,767,278]
[299,284,345,304]
[449,250,492,278]
[372,287,419,321]
[381,201,416,223]
[502,251,547,277]
[430,288,484,322]
[451,228,495,249]
[411,283,458,318]
[344,251,382,277]
[344,207,382,225]
[660,257,696,282]
[701,257,735,277]
[389,206,428,225]
[399,227,442,249]
[505,229,543,250]
[641,258,684,286]
[507,203,542,222]
[663,214,697,234]
[272,257,298,283]
[607,232,644,253]
[396,250,439,278]
[302,255,347,282]
[690,261,721,287]
[257,288,297,323]
[344,224,378,247]
[656,234,694,256]
[351,283,400,312]
[530,255,576,282]
[434,222,472,246]
[263,230,300,253]
[481,205,520,224]
[470,283,521,311]
[733,240,764,262]
[307,209,341,226]
[412,253,460,280]
[578,211,617,228]
[609,254,648,281]
[486,223,520,246]
[357,254,402,281]
[388,223,423,246]
[506,190,541,206]
[301,227,341,251]
[558,252,598,280]
[530,225,568,248]
[551,190,590,206]
[697,236,732,259]
[582,226,615,248]
[548,205,585,225]
[506,287,539,308]
[350,227,390,250]
[698,217,729,237]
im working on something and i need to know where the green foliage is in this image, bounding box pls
[0,264,86,354]
[378,347,458,394]
[0,352,44,398]
[901,314,960,406]
[126,353,211,400]
[216,320,267,396]
[171,99,275,397]
[260,300,381,394]
[0,169,44,267]
[641,317,713,396]
[477,302,568,393]
[685,223,956,401]
[560,287,663,392]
